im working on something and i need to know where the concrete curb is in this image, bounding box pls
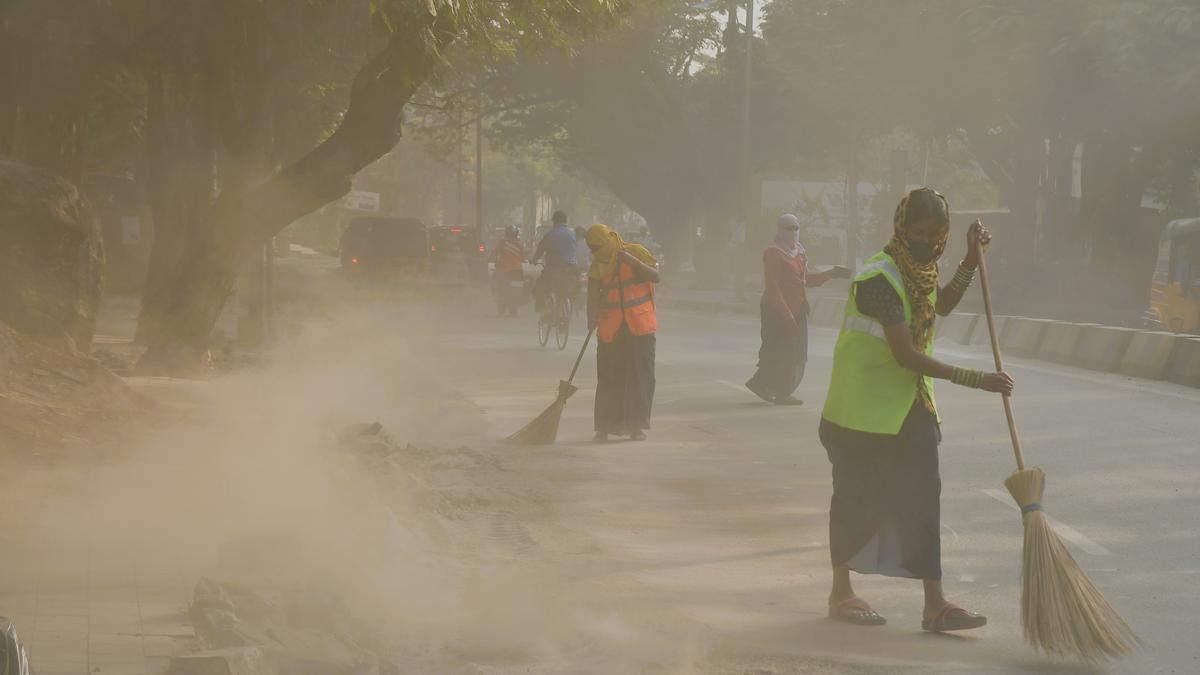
[1168,337,1200,388]
[936,312,979,345]
[969,315,1010,346]
[659,295,1200,390]
[1119,331,1184,380]
[1073,325,1139,372]
[1001,317,1054,358]
[1038,322,1097,365]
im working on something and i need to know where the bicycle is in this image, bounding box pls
[538,289,571,350]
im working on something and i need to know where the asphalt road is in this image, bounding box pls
[424,298,1200,674]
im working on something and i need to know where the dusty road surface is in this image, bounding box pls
[427,295,1199,674]
[2,279,1197,674]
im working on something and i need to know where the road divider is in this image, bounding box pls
[1001,317,1054,357]
[1038,321,1097,364]
[1119,331,1183,379]
[1072,325,1139,372]
[1168,337,1200,388]
[936,312,978,345]
[659,293,1200,390]
[970,314,1010,346]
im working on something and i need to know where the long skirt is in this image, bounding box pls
[747,303,808,399]
[595,328,656,434]
[818,405,943,580]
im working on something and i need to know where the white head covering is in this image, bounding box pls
[771,213,805,258]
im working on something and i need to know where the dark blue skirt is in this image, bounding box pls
[819,405,942,580]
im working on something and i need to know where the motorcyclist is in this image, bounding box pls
[531,210,579,316]
[491,224,526,316]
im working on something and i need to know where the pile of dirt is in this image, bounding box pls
[0,320,142,455]
[172,577,399,675]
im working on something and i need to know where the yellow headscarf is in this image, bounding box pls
[586,224,657,281]
[882,187,948,413]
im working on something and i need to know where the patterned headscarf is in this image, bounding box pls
[882,187,948,412]
[586,224,657,281]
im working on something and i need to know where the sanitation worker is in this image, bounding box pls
[820,187,1014,632]
[585,224,660,442]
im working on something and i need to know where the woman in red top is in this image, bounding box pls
[746,214,850,404]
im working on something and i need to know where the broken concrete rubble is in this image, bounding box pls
[173,578,397,675]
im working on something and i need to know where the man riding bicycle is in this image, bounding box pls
[531,210,580,316]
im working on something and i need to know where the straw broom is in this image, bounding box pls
[976,244,1139,661]
[505,327,594,445]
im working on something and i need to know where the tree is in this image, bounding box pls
[484,2,726,260]
[129,0,625,371]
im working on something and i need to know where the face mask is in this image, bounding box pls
[906,239,939,264]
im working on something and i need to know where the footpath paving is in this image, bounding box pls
[0,498,194,674]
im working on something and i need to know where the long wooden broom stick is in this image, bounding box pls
[975,240,1138,661]
[975,241,1025,470]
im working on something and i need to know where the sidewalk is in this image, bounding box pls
[0,503,195,675]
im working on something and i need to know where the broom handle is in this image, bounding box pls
[975,241,1027,471]
[567,326,596,385]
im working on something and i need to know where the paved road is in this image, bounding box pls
[6,269,1195,673]
[431,300,1200,674]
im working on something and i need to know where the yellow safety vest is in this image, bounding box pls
[821,251,938,435]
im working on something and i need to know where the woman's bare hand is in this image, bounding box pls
[980,371,1014,395]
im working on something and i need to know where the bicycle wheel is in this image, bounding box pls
[538,296,552,347]
[556,296,571,350]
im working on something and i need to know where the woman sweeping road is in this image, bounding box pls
[586,224,660,442]
[820,188,1014,632]
[746,213,850,405]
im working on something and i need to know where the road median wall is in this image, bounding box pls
[1119,331,1184,380]
[936,313,978,345]
[1000,317,1053,357]
[1038,322,1098,364]
[1168,337,1200,388]
[659,293,1200,390]
[1071,325,1139,372]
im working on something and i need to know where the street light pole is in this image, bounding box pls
[739,0,754,232]
[475,90,484,243]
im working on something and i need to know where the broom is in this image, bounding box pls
[976,243,1139,661]
[505,327,595,445]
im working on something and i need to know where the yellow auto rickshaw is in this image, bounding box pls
[1147,218,1200,334]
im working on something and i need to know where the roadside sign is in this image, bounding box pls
[345,190,380,212]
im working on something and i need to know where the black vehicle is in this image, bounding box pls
[340,217,429,277]
[429,225,487,283]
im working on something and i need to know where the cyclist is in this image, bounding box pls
[490,225,525,316]
[531,210,579,319]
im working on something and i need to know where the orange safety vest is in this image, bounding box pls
[597,261,657,343]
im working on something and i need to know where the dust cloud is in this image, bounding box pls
[1,298,708,673]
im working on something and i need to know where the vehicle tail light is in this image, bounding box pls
[450,227,463,234]
[431,244,437,253]
[351,256,359,264]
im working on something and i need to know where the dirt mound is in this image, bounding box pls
[0,321,142,455]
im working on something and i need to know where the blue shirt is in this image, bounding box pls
[575,238,592,270]
[533,225,578,268]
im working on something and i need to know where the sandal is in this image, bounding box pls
[828,597,886,626]
[921,603,987,632]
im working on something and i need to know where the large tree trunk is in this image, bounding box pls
[136,71,218,345]
[136,18,454,372]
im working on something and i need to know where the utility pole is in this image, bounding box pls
[456,105,465,226]
[475,89,484,243]
[739,0,754,233]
